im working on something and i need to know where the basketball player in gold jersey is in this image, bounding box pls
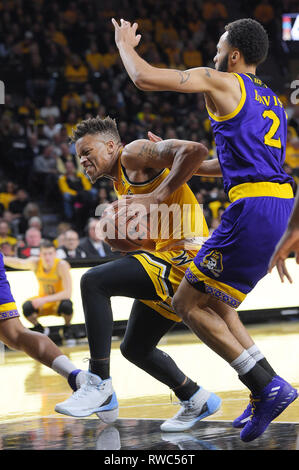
[55,115,223,430]
[4,240,73,336]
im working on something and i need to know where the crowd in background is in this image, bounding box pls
[0,0,298,261]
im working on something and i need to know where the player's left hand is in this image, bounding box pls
[111,192,159,218]
[268,226,299,283]
[112,18,141,48]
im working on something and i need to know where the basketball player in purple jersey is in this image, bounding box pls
[112,17,298,441]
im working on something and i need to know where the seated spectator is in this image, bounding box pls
[39,96,61,120]
[79,218,116,259]
[0,181,17,210]
[0,241,16,256]
[285,127,299,170]
[85,42,104,73]
[57,142,81,174]
[0,220,17,252]
[208,189,230,223]
[43,116,62,140]
[183,40,203,68]
[18,202,41,235]
[17,227,42,258]
[57,229,87,259]
[9,189,30,217]
[31,145,59,201]
[64,54,88,85]
[61,85,82,114]
[58,161,96,222]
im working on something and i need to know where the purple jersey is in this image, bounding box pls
[0,253,19,320]
[207,73,293,194]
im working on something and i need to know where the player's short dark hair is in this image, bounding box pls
[71,116,121,143]
[224,18,269,66]
[40,240,56,250]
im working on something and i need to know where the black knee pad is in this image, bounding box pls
[58,299,73,316]
[22,300,38,317]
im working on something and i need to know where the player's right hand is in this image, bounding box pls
[112,18,141,49]
[268,227,299,283]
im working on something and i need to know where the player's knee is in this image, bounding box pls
[22,300,37,318]
[58,299,73,316]
[80,266,109,296]
[171,294,189,321]
[120,340,140,363]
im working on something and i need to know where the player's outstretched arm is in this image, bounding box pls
[112,18,230,94]
[268,190,299,282]
[3,256,38,271]
[121,138,209,203]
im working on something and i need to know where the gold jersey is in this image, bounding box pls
[113,157,209,251]
[35,258,63,297]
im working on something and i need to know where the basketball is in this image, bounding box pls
[97,203,155,252]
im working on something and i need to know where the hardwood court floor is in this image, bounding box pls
[0,321,298,450]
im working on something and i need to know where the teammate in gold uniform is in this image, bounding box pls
[4,241,73,337]
[55,116,222,430]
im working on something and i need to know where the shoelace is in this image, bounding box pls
[249,394,261,418]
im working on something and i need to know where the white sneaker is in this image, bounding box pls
[96,426,121,450]
[55,371,118,418]
[160,388,221,432]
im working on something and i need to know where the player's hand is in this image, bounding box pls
[111,192,159,218]
[268,227,299,283]
[147,131,163,143]
[112,18,141,48]
[31,297,46,310]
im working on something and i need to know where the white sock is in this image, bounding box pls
[230,350,256,376]
[247,344,264,363]
[51,355,78,379]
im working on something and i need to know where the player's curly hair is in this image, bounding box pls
[225,18,269,66]
[71,116,121,143]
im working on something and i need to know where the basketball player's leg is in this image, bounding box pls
[0,316,85,391]
[55,255,159,419]
[120,300,193,394]
[80,255,160,380]
[172,277,297,440]
[120,300,221,430]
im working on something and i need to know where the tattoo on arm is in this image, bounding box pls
[205,68,211,77]
[138,141,175,164]
[175,70,191,85]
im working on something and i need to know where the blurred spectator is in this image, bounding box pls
[39,96,61,120]
[56,229,87,259]
[64,54,89,86]
[0,220,17,252]
[0,181,17,210]
[17,227,42,258]
[285,127,299,171]
[58,160,96,223]
[79,217,116,259]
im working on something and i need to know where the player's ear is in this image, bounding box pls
[106,140,116,154]
[231,49,240,63]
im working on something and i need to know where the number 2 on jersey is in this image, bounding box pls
[262,110,282,149]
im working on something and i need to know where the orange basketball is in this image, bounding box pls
[97,204,155,252]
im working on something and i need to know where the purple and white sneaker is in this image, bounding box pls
[240,376,298,442]
[232,401,252,428]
